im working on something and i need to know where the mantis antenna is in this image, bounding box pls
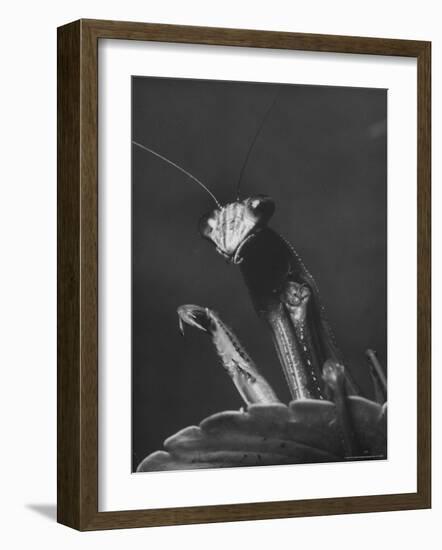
[133,140,222,208]
[236,88,280,199]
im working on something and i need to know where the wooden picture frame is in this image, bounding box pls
[57,18,431,531]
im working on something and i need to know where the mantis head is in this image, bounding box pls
[199,195,275,264]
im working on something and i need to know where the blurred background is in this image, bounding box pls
[132,76,387,471]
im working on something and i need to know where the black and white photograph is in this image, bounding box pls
[132,76,388,473]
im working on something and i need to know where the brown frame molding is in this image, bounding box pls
[57,19,431,531]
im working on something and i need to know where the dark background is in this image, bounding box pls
[132,76,387,471]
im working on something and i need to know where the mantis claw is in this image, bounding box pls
[177,305,210,333]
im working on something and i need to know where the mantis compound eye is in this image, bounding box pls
[247,195,275,224]
[198,212,216,239]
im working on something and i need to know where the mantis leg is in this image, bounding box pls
[177,305,280,406]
